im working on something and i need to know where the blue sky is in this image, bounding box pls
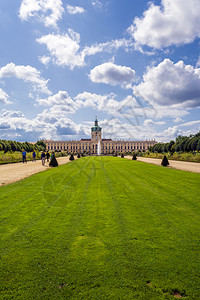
[0,0,200,142]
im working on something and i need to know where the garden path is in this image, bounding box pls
[0,157,72,186]
[126,156,200,173]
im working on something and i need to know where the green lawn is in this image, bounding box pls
[0,157,200,299]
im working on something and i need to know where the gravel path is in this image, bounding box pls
[0,156,199,187]
[126,156,200,173]
[0,157,72,186]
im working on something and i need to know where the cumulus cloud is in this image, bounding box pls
[37,91,77,114]
[38,55,51,66]
[19,0,64,28]
[128,0,200,49]
[0,88,12,104]
[0,108,89,141]
[144,119,154,126]
[99,118,157,141]
[0,63,51,94]
[174,117,183,123]
[156,126,182,141]
[37,29,132,69]
[179,120,200,127]
[1,110,25,118]
[133,59,200,108]
[66,5,85,15]
[92,0,102,8]
[89,62,136,86]
[75,92,143,120]
[82,38,131,57]
[36,30,85,69]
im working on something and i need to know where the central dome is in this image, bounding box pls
[91,117,101,132]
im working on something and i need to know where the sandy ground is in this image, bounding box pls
[0,156,199,187]
[0,157,72,186]
[126,156,200,173]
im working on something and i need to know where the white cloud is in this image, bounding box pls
[38,55,51,66]
[19,0,64,28]
[133,59,200,108]
[89,62,136,86]
[36,30,85,69]
[75,92,133,114]
[174,117,183,123]
[0,63,51,94]
[196,56,200,67]
[92,0,102,8]
[100,118,157,141]
[66,5,85,15]
[144,119,154,126]
[0,108,89,141]
[37,91,77,113]
[37,29,132,69]
[75,90,188,121]
[179,120,200,127]
[82,38,131,57]
[0,88,12,104]
[156,126,182,141]
[1,110,25,118]
[128,0,200,49]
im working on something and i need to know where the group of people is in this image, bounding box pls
[22,149,58,167]
[40,151,50,165]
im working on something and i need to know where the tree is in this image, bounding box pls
[36,140,46,150]
[167,140,175,152]
[197,140,200,152]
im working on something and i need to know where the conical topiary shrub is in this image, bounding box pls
[121,153,124,158]
[161,155,169,167]
[69,153,74,161]
[132,153,137,160]
[77,153,81,158]
[49,154,58,167]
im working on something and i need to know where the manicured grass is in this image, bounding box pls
[0,157,200,299]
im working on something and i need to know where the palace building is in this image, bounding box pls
[44,118,157,155]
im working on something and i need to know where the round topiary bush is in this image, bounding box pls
[161,155,169,166]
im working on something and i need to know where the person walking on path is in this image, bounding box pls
[32,150,36,162]
[22,149,27,163]
[46,150,50,162]
[41,151,46,165]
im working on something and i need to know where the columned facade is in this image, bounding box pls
[44,118,157,154]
